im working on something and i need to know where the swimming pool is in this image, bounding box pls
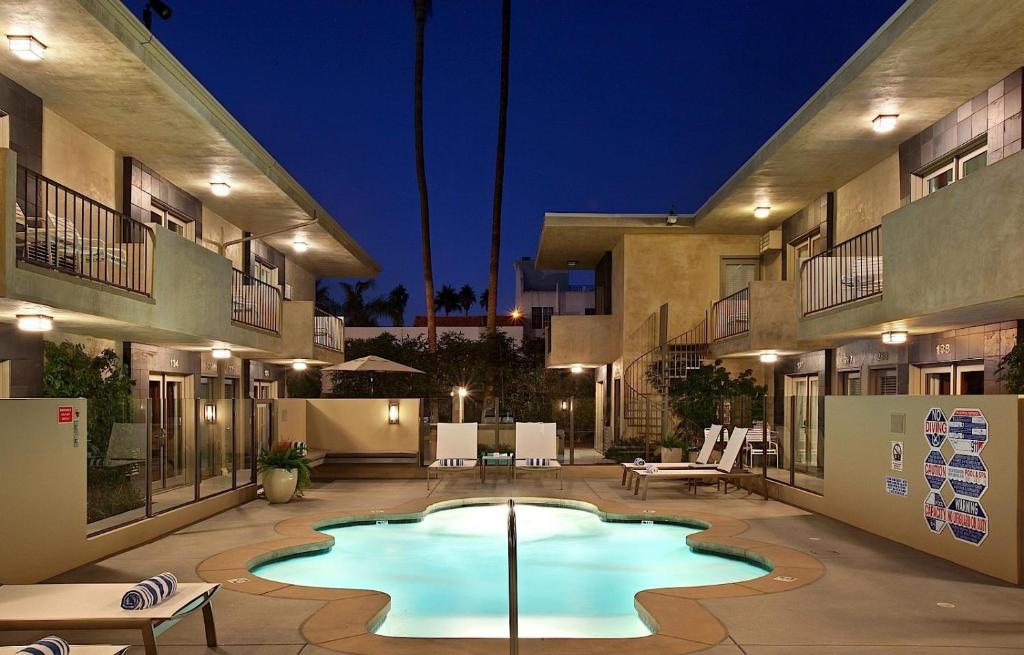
[253,502,768,638]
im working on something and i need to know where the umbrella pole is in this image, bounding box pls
[371,373,375,397]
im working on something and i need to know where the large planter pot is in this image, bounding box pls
[263,468,298,504]
[661,447,683,463]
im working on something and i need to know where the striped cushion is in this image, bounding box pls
[16,636,69,655]
[121,572,178,610]
[290,441,307,454]
[645,464,659,474]
[526,458,550,466]
[438,458,464,467]
[633,458,645,466]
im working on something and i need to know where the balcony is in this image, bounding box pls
[314,308,344,352]
[801,226,882,316]
[231,268,281,333]
[276,302,345,366]
[545,314,618,368]
[710,281,798,358]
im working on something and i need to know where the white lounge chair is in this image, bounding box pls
[0,583,219,655]
[0,646,129,655]
[633,427,762,500]
[426,422,479,490]
[619,424,725,486]
[514,422,561,489]
[744,421,779,469]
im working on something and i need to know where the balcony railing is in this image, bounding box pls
[314,307,344,351]
[712,286,750,340]
[802,226,883,315]
[232,268,281,333]
[15,166,154,296]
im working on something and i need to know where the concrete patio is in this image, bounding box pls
[4,466,1023,654]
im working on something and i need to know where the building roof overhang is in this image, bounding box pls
[535,213,696,270]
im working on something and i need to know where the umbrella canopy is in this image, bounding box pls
[323,355,424,374]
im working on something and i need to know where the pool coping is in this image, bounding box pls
[196,494,825,654]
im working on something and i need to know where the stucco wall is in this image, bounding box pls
[41,107,119,208]
[285,398,422,455]
[286,258,315,301]
[834,152,900,244]
[201,206,244,269]
[546,314,618,367]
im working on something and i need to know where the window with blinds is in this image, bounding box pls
[841,371,861,396]
[872,368,899,395]
[721,258,758,296]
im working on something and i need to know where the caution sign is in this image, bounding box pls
[924,449,947,491]
[948,408,988,454]
[946,497,989,546]
[924,407,948,448]
[947,453,989,499]
[924,491,947,534]
[891,441,904,472]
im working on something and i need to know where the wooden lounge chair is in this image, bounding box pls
[619,424,725,486]
[426,422,479,490]
[0,583,219,655]
[633,428,762,500]
[513,422,561,489]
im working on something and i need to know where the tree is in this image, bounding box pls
[339,280,386,327]
[486,0,512,337]
[385,284,410,326]
[457,285,476,315]
[413,0,438,353]
[479,288,489,310]
[435,284,459,316]
[315,280,343,316]
[666,361,767,450]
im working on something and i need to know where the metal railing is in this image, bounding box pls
[507,499,519,654]
[712,286,750,340]
[16,165,154,296]
[802,226,882,315]
[232,268,281,333]
[314,307,344,351]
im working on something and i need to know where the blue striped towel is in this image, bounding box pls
[121,572,178,610]
[526,458,550,466]
[290,441,307,454]
[645,464,659,474]
[633,458,645,466]
[16,636,69,655]
[438,458,464,467]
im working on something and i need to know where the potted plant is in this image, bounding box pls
[659,434,684,463]
[257,443,311,504]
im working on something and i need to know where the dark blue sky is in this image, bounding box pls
[123,0,903,320]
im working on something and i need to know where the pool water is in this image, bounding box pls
[253,503,766,638]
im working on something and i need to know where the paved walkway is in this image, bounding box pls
[5,467,1023,654]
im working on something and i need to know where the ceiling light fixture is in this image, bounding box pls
[881,330,907,345]
[570,364,584,374]
[16,314,53,332]
[211,348,232,359]
[7,35,46,61]
[753,206,771,220]
[872,114,899,133]
[759,351,779,364]
[292,236,309,253]
[210,182,231,197]
[292,359,307,371]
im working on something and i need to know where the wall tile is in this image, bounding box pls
[1006,86,1022,117]
[1005,139,1021,156]
[957,118,972,145]
[1007,68,1022,90]
[971,108,988,138]
[957,100,973,122]
[989,79,1005,104]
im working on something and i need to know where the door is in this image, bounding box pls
[790,375,820,475]
[149,374,187,492]
[921,366,953,394]
[957,363,985,395]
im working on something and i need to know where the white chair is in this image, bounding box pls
[619,424,725,486]
[745,421,779,469]
[427,422,479,490]
[514,422,561,489]
[633,428,762,500]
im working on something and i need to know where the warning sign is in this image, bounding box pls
[891,441,904,472]
[58,406,74,423]
[948,408,988,454]
[924,407,948,448]
[885,476,908,497]
[947,453,989,499]
[924,491,947,534]
[924,449,947,491]
[946,497,989,546]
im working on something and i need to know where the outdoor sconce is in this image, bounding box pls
[388,400,400,425]
[16,314,53,332]
[204,403,217,424]
[458,386,468,398]
[759,351,779,364]
[211,348,232,359]
[560,400,568,411]
[570,364,584,374]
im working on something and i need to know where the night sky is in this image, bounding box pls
[122,0,904,322]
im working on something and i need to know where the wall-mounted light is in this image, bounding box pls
[510,307,523,320]
[388,399,400,425]
[292,236,309,253]
[666,209,678,226]
[292,359,307,371]
[211,348,232,359]
[16,314,53,332]
[759,351,779,364]
[881,330,908,345]
[566,260,578,268]
[570,364,584,374]
[753,206,771,220]
[204,403,217,423]
[210,182,231,197]
[560,400,568,411]
[7,35,46,61]
[872,114,899,133]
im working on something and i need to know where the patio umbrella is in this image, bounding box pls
[322,355,424,396]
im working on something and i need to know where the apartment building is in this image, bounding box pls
[537,0,1024,495]
[513,256,595,338]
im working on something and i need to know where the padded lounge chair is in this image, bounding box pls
[619,424,725,486]
[633,428,762,500]
[0,583,220,655]
[426,422,479,490]
[513,422,561,489]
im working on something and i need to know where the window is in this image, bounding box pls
[531,306,553,330]
[923,163,954,196]
[253,259,279,288]
[721,258,758,297]
[918,142,988,198]
[840,371,861,396]
[959,145,988,179]
[150,200,195,240]
[789,231,822,281]
[872,368,899,395]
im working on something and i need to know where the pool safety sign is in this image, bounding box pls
[891,441,904,472]
[885,476,908,497]
[921,407,989,546]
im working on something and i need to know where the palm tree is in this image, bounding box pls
[435,284,459,316]
[339,280,386,326]
[386,284,410,326]
[413,0,438,352]
[315,280,343,316]
[457,285,476,315]
[479,288,489,311]
[486,0,511,336]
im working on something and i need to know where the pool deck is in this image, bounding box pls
[5,466,1024,654]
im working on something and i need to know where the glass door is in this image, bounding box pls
[149,374,192,511]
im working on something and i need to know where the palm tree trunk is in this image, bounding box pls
[414,0,437,352]
[486,0,511,337]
